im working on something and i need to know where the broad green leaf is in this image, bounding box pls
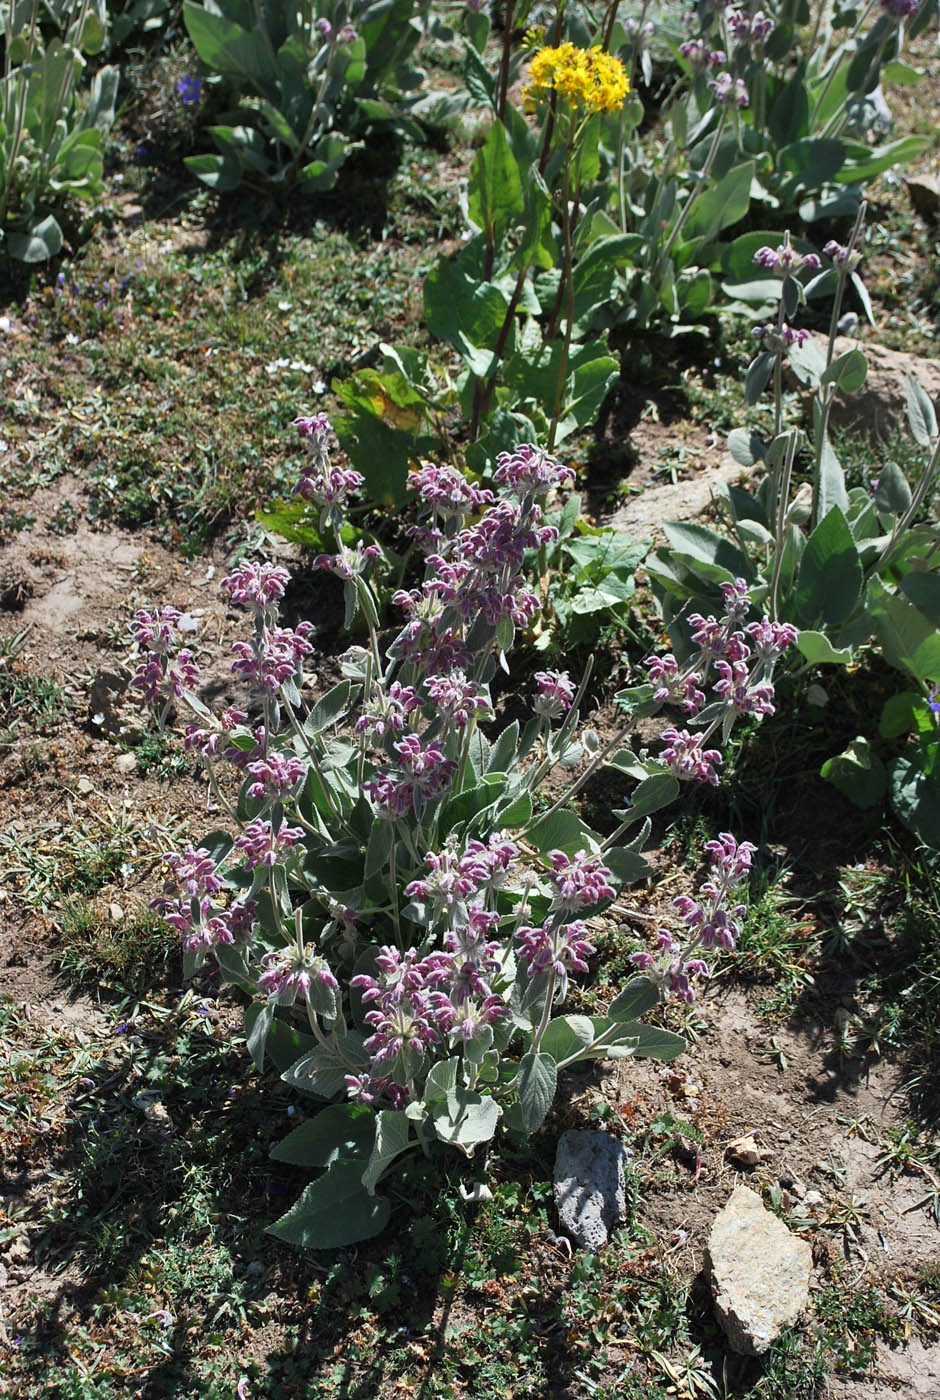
[539,1014,596,1062]
[662,522,751,580]
[875,461,913,517]
[822,348,867,395]
[468,119,524,245]
[682,159,754,244]
[609,1020,685,1060]
[305,681,352,735]
[429,1089,501,1150]
[868,583,940,685]
[266,1160,390,1248]
[900,573,940,626]
[768,66,809,147]
[365,820,393,880]
[245,1002,274,1071]
[526,808,600,855]
[6,214,63,262]
[183,2,277,88]
[890,755,940,848]
[424,256,509,378]
[821,737,887,809]
[603,845,651,888]
[816,432,849,519]
[795,506,863,627]
[515,1053,557,1134]
[727,429,766,467]
[836,135,929,183]
[796,630,854,666]
[361,1109,412,1194]
[270,1103,376,1168]
[879,691,932,740]
[777,137,846,190]
[439,775,506,832]
[607,976,660,1021]
[745,351,776,404]
[906,372,938,447]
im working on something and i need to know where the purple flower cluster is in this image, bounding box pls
[753,322,810,350]
[823,239,862,270]
[349,934,508,1102]
[880,0,918,17]
[235,818,304,870]
[727,8,774,41]
[130,606,200,707]
[246,752,308,800]
[631,832,755,1001]
[405,836,518,917]
[493,444,575,496]
[533,670,575,721]
[365,736,457,818]
[231,623,314,694]
[644,578,797,783]
[355,681,422,740]
[679,39,726,68]
[709,72,749,107]
[151,845,256,955]
[753,236,821,275]
[222,562,291,611]
[259,944,339,1014]
[425,672,493,729]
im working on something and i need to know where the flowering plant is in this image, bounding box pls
[138,427,754,1248]
[181,0,421,191]
[637,215,940,845]
[0,0,118,262]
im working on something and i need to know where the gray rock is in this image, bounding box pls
[554,1129,630,1252]
[605,454,744,543]
[708,1185,812,1356]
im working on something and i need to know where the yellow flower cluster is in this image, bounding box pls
[523,42,629,115]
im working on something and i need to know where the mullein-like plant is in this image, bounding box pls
[133,423,755,1248]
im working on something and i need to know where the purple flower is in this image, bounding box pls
[425,672,492,729]
[533,670,575,721]
[548,850,616,912]
[235,819,304,870]
[222,562,291,610]
[230,622,314,692]
[176,75,202,105]
[315,17,332,38]
[494,444,575,495]
[660,728,723,786]
[517,919,596,999]
[339,25,358,42]
[823,239,862,270]
[708,72,749,108]
[258,946,339,1013]
[880,0,918,16]
[246,752,308,800]
[355,681,422,740]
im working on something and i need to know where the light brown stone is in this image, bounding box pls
[708,1185,812,1356]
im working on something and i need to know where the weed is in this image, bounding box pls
[813,1275,902,1375]
[0,627,69,745]
[57,897,178,991]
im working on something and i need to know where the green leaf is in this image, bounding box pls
[424,256,509,378]
[526,808,599,856]
[266,1018,316,1073]
[245,1002,274,1071]
[868,583,940,685]
[468,119,524,245]
[768,66,809,147]
[266,1160,390,1249]
[603,845,651,888]
[777,137,846,191]
[282,1034,366,1100]
[661,522,751,581]
[745,351,777,404]
[514,1053,557,1134]
[900,573,940,626]
[836,135,929,183]
[821,737,887,809]
[361,1109,412,1194]
[270,1103,376,1168]
[879,691,931,740]
[681,159,755,245]
[727,429,766,467]
[890,755,940,849]
[796,630,854,666]
[6,214,63,263]
[365,820,393,880]
[874,461,913,517]
[816,432,849,519]
[305,681,352,735]
[608,977,660,1020]
[429,1089,502,1151]
[538,1014,596,1062]
[822,348,867,395]
[183,2,277,88]
[795,506,863,627]
[906,372,938,447]
[622,771,680,824]
[439,775,506,833]
[610,1020,686,1061]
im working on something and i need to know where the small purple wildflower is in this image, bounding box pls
[176,75,202,105]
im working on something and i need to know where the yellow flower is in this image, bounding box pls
[523,42,629,115]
